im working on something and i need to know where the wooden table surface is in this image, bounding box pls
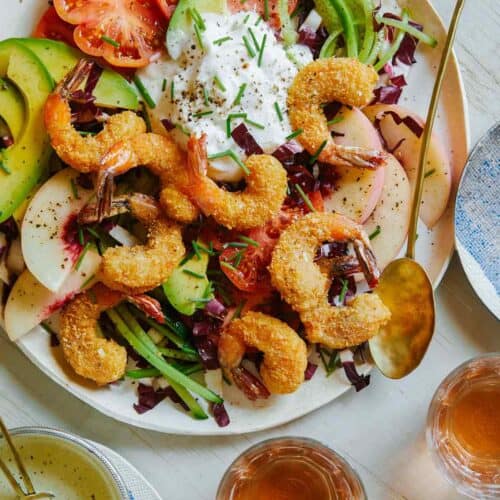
[1,1,499,499]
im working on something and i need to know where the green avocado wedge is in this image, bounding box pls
[14,38,138,110]
[0,40,52,223]
[163,248,213,316]
[0,79,24,140]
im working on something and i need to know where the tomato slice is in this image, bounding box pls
[227,0,299,30]
[155,0,178,21]
[33,6,76,47]
[219,208,301,293]
[53,0,167,68]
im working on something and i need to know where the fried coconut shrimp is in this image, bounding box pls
[59,284,126,385]
[219,312,308,394]
[97,132,198,223]
[44,60,146,173]
[80,193,185,295]
[270,212,391,349]
[288,57,385,168]
[185,135,288,230]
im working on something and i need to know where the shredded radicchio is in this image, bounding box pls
[342,361,370,392]
[373,85,403,105]
[193,335,220,369]
[231,123,263,155]
[328,275,357,306]
[134,383,186,414]
[0,218,18,241]
[374,110,424,140]
[211,402,230,427]
[161,118,175,132]
[204,298,227,320]
[304,362,318,381]
[298,25,329,58]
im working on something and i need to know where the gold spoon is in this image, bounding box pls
[0,419,55,499]
[369,0,466,379]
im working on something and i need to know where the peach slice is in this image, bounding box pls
[363,155,411,270]
[323,106,386,223]
[363,104,451,228]
[21,168,95,292]
[4,247,100,341]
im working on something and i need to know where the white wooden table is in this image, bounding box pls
[1,1,499,498]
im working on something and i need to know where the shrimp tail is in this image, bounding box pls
[55,59,94,99]
[322,144,387,169]
[186,133,209,179]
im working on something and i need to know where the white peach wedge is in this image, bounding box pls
[21,168,95,292]
[4,247,100,341]
[363,104,451,228]
[323,106,385,223]
[363,155,411,270]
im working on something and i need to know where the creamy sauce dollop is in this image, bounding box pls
[139,11,312,181]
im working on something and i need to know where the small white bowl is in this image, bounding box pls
[1,426,129,499]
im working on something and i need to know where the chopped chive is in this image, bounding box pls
[213,75,226,92]
[215,285,232,306]
[191,240,202,260]
[193,110,213,118]
[193,22,205,51]
[190,297,212,303]
[424,168,436,178]
[41,322,57,336]
[327,116,345,126]
[224,242,248,248]
[242,35,256,58]
[75,242,92,271]
[257,34,267,67]
[308,140,328,165]
[202,86,210,106]
[369,225,381,240]
[295,184,316,212]
[326,350,340,376]
[182,269,205,279]
[179,252,194,266]
[248,27,260,52]
[220,261,240,273]
[189,7,206,30]
[213,36,232,46]
[232,83,247,106]
[232,250,245,267]
[208,150,250,175]
[245,117,265,129]
[175,123,190,136]
[141,102,152,132]
[170,80,175,101]
[101,35,120,48]
[263,0,269,20]
[243,14,250,24]
[238,235,259,247]
[338,279,349,304]
[273,101,283,121]
[226,112,247,138]
[85,227,100,239]
[162,78,167,92]
[0,161,11,174]
[133,75,156,109]
[80,273,96,290]
[254,15,262,26]
[70,178,80,200]
[196,241,215,256]
[231,301,246,321]
[286,128,303,141]
[77,227,85,246]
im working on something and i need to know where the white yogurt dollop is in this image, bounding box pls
[139,12,312,182]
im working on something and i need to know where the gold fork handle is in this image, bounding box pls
[0,419,35,494]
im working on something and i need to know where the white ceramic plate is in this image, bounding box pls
[3,0,469,435]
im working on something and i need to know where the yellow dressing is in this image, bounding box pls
[0,435,122,499]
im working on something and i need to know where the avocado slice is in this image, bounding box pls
[0,40,52,223]
[0,79,24,140]
[167,0,227,59]
[163,249,213,316]
[14,38,138,110]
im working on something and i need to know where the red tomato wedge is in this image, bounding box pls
[33,6,76,47]
[53,0,167,68]
[227,0,298,30]
[155,0,179,21]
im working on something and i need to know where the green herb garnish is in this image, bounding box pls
[208,149,250,175]
[286,129,303,141]
[257,34,267,67]
[308,140,328,165]
[243,35,256,58]
[101,35,120,48]
[232,83,247,106]
[213,36,232,46]
[369,225,381,240]
[295,184,316,212]
[238,235,259,247]
[213,75,226,92]
[133,75,156,109]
